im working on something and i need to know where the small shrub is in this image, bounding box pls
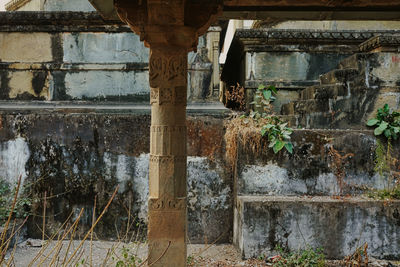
[272,245,325,267]
[225,83,246,111]
[366,104,400,140]
[251,84,278,114]
[113,245,142,267]
[367,182,400,200]
[261,117,293,154]
[0,179,31,226]
[367,139,400,199]
[343,243,368,267]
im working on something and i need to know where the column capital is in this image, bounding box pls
[114,0,223,51]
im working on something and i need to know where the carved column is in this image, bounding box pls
[148,46,188,266]
[114,1,222,266]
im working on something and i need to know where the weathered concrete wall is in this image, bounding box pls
[0,12,220,103]
[236,129,397,197]
[235,196,400,260]
[221,29,399,114]
[0,110,232,243]
[280,51,400,129]
[233,128,400,259]
[7,0,95,11]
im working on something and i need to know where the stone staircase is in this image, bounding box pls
[234,36,400,260]
[280,51,400,129]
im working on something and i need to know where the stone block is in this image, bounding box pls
[234,196,400,260]
[320,69,359,85]
[7,71,50,100]
[367,90,400,121]
[60,70,150,101]
[0,33,53,62]
[63,32,149,64]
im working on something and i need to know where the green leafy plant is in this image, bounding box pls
[113,245,142,267]
[0,179,31,226]
[261,117,294,154]
[367,139,400,200]
[240,83,292,154]
[251,84,278,114]
[367,104,400,140]
[272,245,325,267]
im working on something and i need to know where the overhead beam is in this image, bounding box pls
[89,0,400,21]
[221,11,400,21]
[223,0,400,9]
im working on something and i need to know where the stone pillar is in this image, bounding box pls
[148,46,188,266]
[114,1,222,265]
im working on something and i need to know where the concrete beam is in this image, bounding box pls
[221,11,400,21]
[88,0,400,21]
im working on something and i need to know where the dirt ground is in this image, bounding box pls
[4,239,400,267]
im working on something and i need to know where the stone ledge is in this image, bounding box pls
[0,101,231,116]
[359,34,400,52]
[0,11,130,32]
[0,62,149,71]
[236,29,400,44]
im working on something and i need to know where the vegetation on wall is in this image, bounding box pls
[266,245,325,267]
[251,84,278,114]
[367,103,400,140]
[367,139,400,200]
[225,84,293,173]
[0,178,31,226]
[225,83,246,111]
[366,104,400,200]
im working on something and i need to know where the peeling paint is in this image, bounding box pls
[0,137,30,186]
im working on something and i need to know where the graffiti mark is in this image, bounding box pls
[392,56,400,63]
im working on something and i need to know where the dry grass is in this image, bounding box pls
[225,115,278,169]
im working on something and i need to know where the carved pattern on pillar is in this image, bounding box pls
[149,51,187,85]
[149,197,186,211]
[150,87,187,105]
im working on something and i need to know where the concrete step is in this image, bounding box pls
[300,84,347,100]
[234,196,400,260]
[320,68,359,85]
[337,53,367,70]
[281,99,330,115]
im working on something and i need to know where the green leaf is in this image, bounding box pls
[261,128,267,136]
[393,127,400,134]
[384,103,389,113]
[374,127,383,136]
[263,90,272,100]
[258,84,265,90]
[269,85,278,94]
[285,142,293,154]
[366,119,379,126]
[269,140,277,148]
[384,129,392,138]
[273,140,285,153]
[265,124,275,129]
[374,121,388,135]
